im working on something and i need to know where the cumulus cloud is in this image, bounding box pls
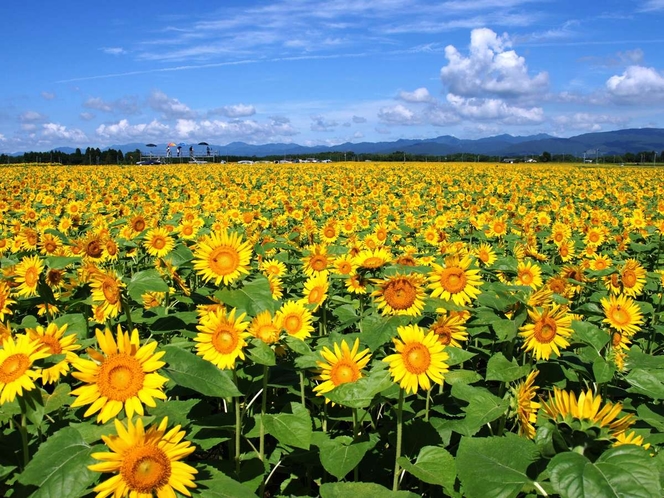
[80,112,96,121]
[96,119,169,141]
[606,65,664,103]
[41,91,56,100]
[84,97,113,113]
[398,87,432,103]
[552,112,628,132]
[310,115,338,132]
[20,111,46,123]
[377,104,419,125]
[148,90,197,119]
[440,28,549,98]
[84,96,140,115]
[639,0,664,11]
[42,123,87,142]
[446,94,544,123]
[208,104,256,118]
[174,117,298,142]
[352,115,367,124]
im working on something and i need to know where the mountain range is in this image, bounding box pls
[50,127,664,158]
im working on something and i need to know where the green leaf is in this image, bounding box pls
[150,399,201,428]
[360,314,411,351]
[592,358,616,384]
[398,445,457,492]
[45,256,81,269]
[571,320,609,351]
[319,482,419,498]
[53,313,88,339]
[549,446,660,498]
[636,404,664,432]
[215,275,277,315]
[164,243,195,267]
[162,345,241,398]
[447,384,509,436]
[492,319,518,341]
[263,402,312,450]
[127,269,169,301]
[317,435,376,480]
[323,368,394,408]
[456,434,538,498]
[247,339,276,366]
[445,346,477,367]
[17,427,99,498]
[195,464,259,497]
[486,352,531,382]
[625,368,664,399]
[44,383,72,414]
[445,369,483,386]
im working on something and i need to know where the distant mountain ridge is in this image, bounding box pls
[46,127,664,158]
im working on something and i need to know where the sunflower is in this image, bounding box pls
[0,333,50,404]
[0,281,16,322]
[70,326,168,423]
[89,416,197,498]
[474,243,497,267]
[515,260,543,289]
[383,325,449,395]
[519,304,573,360]
[143,227,175,258]
[612,430,651,450]
[248,310,282,345]
[313,338,371,398]
[129,215,147,234]
[429,311,468,348]
[193,230,252,286]
[428,255,483,306]
[588,253,612,272]
[302,244,333,276]
[332,254,356,276]
[372,273,426,317]
[346,274,368,295]
[352,247,392,270]
[486,217,508,238]
[275,300,314,341]
[301,271,329,311]
[510,370,541,439]
[259,258,287,278]
[584,226,605,247]
[601,294,643,336]
[27,322,80,384]
[39,233,63,255]
[540,387,635,436]
[90,269,125,322]
[14,255,44,298]
[619,259,646,298]
[319,223,340,244]
[195,308,250,370]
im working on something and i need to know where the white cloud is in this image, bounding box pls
[80,112,96,121]
[84,97,113,112]
[102,47,126,55]
[352,115,367,123]
[84,96,140,114]
[20,111,46,123]
[606,65,664,103]
[440,28,549,98]
[377,104,419,125]
[552,112,628,132]
[446,94,544,123]
[639,0,664,11]
[42,123,87,142]
[96,119,170,141]
[41,91,56,100]
[208,104,256,118]
[174,118,298,142]
[398,87,432,103]
[148,90,197,119]
[310,115,339,131]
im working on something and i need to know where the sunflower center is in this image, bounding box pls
[284,314,302,334]
[86,240,103,258]
[47,269,63,286]
[44,241,57,253]
[0,354,30,383]
[621,270,637,288]
[589,232,600,243]
[98,354,145,401]
[612,331,623,347]
[308,286,325,304]
[182,225,194,236]
[39,335,63,354]
[132,218,146,232]
[533,317,557,343]
[102,279,120,304]
[330,360,360,386]
[383,279,416,310]
[121,445,172,494]
[440,268,466,294]
[256,324,279,344]
[594,260,608,270]
[402,343,431,374]
[362,256,383,269]
[24,267,39,287]
[519,271,534,285]
[310,255,328,271]
[609,305,630,326]
[553,232,564,242]
[152,236,166,250]
[211,328,239,354]
[324,227,336,238]
[433,325,452,345]
[208,246,239,276]
[478,250,490,263]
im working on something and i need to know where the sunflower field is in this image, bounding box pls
[1,162,663,498]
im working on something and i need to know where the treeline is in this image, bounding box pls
[1,148,662,165]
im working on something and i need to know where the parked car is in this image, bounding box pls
[136,159,162,165]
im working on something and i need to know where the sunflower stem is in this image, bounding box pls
[299,371,306,406]
[392,388,404,492]
[233,370,241,475]
[259,365,268,462]
[121,293,133,331]
[353,407,359,481]
[424,387,431,423]
[19,413,29,469]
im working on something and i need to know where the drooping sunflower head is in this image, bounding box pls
[0,281,16,322]
[601,294,643,336]
[313,338,371,399]
[509,370,541,439]
[519,304,573,361]
[89,416,197,498]
[429,310,469,348]
[372,273,426,317]
[193,230,253,286]
[383,324,449,395]
[195,307,250,370]
[70,326,168,423]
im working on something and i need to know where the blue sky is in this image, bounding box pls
[2,0,664,152]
